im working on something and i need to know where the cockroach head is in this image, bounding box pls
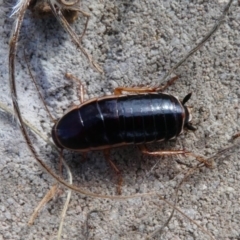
[182,93,196,131]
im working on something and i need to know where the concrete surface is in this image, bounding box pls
[0,0,240,239]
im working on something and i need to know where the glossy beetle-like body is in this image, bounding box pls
[52,92,194,151]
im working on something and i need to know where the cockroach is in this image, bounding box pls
[52,89,195,152]
[50,74,211,195]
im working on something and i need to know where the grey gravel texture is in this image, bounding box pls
[0,0,240,239]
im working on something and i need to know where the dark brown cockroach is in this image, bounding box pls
[50,75,211,195]
[50,82,208,196]
[52,92,195,152]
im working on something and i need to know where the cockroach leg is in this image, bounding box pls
[114,76,179,95]
[114,86,157,95]
[65,73,84,103]
[139,145,212,168]
[184,152,212,168]
[139,145,189,156]
[103,150,123,195]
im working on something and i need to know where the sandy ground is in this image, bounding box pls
[0,0,240,239]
